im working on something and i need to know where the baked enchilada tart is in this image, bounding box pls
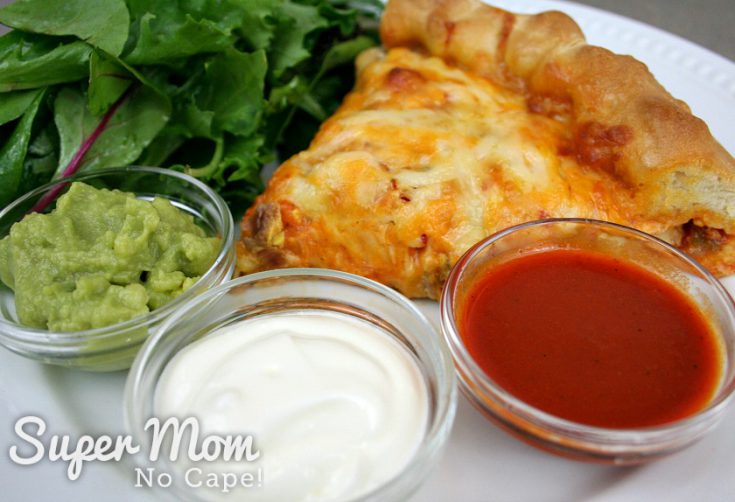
[237,0,735,299]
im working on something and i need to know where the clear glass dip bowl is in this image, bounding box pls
[441,219,735,464]
[0,166,235,371]
[125,268,457,501]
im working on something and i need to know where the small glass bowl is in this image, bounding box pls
[125,268,457,501]
[0,166,235,371]
[441,219,735,464]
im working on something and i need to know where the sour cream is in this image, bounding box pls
[154,311,429,501]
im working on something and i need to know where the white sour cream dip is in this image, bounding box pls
[154,311,429,501]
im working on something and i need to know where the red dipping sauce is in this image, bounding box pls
[460,249,723,429]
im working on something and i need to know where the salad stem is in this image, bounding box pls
[31,87,135,213]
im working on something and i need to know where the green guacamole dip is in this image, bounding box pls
[0,182,221,331]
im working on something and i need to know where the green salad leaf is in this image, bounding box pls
[269,2,329,78]
[0,89,44,206]
[186,48,268,138]
[0,88,41,125]
[18,118,58,195]
[125,1,234,65]
[0,33,92,92]
[88,50,133,115]
[0,0,130,56]
[54,85,170,176]
[0,0,382,212]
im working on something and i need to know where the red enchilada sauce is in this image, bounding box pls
[460,249,722,429]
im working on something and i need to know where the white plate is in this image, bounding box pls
[1,1,734,500]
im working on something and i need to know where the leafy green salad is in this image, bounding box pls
[0,0,382,213]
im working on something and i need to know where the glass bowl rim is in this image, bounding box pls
[125,267,458,501]
[440,217,735,444]
[0,165,235,346]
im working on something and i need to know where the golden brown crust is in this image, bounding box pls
[381,0,585,88]
[381,0,735,232]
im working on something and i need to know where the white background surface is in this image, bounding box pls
[1,1,735,501]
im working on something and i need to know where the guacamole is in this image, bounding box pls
[0,182,221,331]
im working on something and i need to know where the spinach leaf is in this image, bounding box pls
[177,102,216,139]
[124,0,234,65]
[88,50,134,115]
[0,32,91,92]
[0,0,130,56]
[170,49,266,140]
[219,135,269,215]
[54,85,170,175]
[269,2,329,78]
[0,88,42,126]
[19,121,59,195]
[223,135,270,184]
[232,0,278,51]
[0,90,44,206]
[199,49,267,136]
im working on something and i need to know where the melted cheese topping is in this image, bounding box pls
[239,48,700,298]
